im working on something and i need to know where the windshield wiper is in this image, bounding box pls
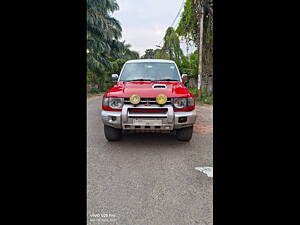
[126,79,153,81]
[153,79,179,81]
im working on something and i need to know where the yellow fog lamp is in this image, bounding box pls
[129,94,141,105]
[156,94,167,105]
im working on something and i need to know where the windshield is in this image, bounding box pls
[119,62,181,82]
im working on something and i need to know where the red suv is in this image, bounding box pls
[101,59,196,141]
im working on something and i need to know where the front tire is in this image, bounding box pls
[104,125,122,141]
[176,126,193,141]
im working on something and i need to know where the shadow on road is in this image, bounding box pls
[100,131,196,153]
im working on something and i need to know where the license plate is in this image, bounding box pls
[133,119,162,126]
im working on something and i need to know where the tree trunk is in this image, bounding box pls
[99,79,104,91]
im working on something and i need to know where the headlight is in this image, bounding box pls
[103,97,109,106]
[173,98,187,109]
[187,97,195,107]
[103,97,124,109]
[109,98,124,109]
[173,97,195,109]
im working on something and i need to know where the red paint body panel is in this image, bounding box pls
[102,105,122,111]
[174,106,195,112]
[103,81,195,111]
[104,81,194,98]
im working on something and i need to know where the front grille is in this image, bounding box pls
[128,108,168,113]
[122,104,174,132]
[124,98,172,105]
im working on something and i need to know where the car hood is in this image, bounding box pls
[105,81,192,98]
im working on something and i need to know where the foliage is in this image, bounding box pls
[176,0,195,44]
[177,0,213,73]
[140,27,199,79]
[141,49,157,59]
[87,0,122,70]
[178,51,199,77]
[188,87,197,95]
[188,87,213,104]
[88,87,101,94]
[176,0,213,97]
[87,0,139,92]
[153,27,184,67]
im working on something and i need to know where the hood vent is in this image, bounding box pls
[152,84,167,89]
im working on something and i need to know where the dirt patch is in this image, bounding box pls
[194,124,213,134]
[194,104,213,135]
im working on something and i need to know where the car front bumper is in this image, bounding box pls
[101,104,196,131]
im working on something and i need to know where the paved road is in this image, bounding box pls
[87,96,213,225]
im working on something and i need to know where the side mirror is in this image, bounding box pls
[182,74,189,85]
[111,74,118,81]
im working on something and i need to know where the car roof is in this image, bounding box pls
[125,59,176,64]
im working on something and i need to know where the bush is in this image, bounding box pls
[188,87,213,105]
[188,87,198,95]
[103,81,114,92]
[88,87,100,94]
[201,94,213,105]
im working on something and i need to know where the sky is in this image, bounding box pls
[113,0,195,56]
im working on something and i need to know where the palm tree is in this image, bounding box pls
[86,0,140,91]
[87,0,123,89]
[154,27,184,67]
[119,42,139,60]
[87,0,122,71]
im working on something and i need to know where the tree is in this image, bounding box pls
[141,49,156,59]
[180,50,199,78]
[87,0,123,88]
[119,42,140,60]
[177,0,213,93]
[154,27,184,68]
[103,42,139,90]
[87,0,140,92]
